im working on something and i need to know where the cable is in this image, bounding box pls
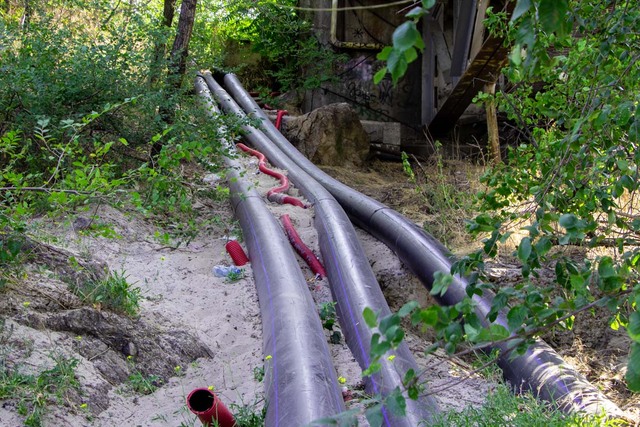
[285,0,413,13]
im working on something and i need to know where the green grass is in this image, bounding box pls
[229,395,266,427]
[71,270,141,317]
[429,384,615,427]
[0,354,81,427]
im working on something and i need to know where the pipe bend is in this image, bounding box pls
[205,71,440,426]
[220,72,626,419]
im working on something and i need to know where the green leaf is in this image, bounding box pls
[511,0,531,22]
[385,387,407,417]
[392,22,420,52]
[404,47,418,64]
[422,0,436,9]
[403,368,416,386]
[559,214,578,230]
[431,271,453,297]
[365,403,384,427]
[628,311,640,343]
[377,47,393,61]
[373,67,388,84]
[363,361,381,376]
[363,307,378,328]
[518,237,532,262]
[539,0,568,35]
[598,257,616,279]
[507,306,528,332]
[626,342,640,392]
[398,301,419,318]
[379,314,400,335]
[405,6,424,19]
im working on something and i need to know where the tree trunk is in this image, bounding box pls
[166,0,197,90]
[484,82,501,164]
[149,0,176,86]
[154,0,197,156]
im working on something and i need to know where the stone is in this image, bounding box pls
[282,103,370,166]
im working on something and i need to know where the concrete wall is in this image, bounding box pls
[300,0,423,140]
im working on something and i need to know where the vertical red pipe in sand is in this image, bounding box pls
[280,214,327,278]
[187,388,236,427]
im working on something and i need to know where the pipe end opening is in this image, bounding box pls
[187,388,215,413]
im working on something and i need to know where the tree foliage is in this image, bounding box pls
[210,0,345,92]
[372,0,640,405]
[469,0,640,392]
[0,0,236,277]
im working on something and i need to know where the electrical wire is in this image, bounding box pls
[285,0,414,13]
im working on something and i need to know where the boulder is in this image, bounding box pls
[282,103,370,166]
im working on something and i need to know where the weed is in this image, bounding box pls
[71,270,141,317]
[430,384,614,427]
[252,365,264,383]
[401,147,480,247]
[128,371,161,395]
[126,357,161,395]
[0,353,81,427]
[225,268,245,283]
[319,301,342,344]
[229,395,266,427]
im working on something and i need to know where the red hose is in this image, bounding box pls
[280,214,327,278]
[187,388,236,427]
[237,143,306,208]
[275,110,288,130]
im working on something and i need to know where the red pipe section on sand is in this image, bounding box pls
[187,388,236,427]
[225,240,249,266]
[280,214,326,278]
[237,143,306,208]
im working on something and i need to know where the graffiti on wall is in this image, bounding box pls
[332,55,418,122]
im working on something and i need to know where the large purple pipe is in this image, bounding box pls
[221,72,624,418]
[195,77,345,426]
[202,71,440,426]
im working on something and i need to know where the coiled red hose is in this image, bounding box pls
[280,214,326,278]
[237,142,306,208]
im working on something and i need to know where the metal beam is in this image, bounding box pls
[450,0,477,79]
[428,30,509,135]
[421,17,436,125]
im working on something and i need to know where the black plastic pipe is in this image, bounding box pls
[195,77,346,426]
[202,72,440,426]
[221,72,625,418]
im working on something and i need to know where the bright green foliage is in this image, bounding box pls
[465,0,640,391]
[0,0,240,266]
[211,0,344,93]
[374,0,434,85]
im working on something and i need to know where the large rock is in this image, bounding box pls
[282,103,370,166]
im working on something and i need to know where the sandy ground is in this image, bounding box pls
[0,155,499,426]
